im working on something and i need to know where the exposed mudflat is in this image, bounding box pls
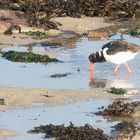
[51,17,113,34]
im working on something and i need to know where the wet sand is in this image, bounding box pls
[51,17,113,34]
[0,87,120,111]
[1,86,140,111]
[0,129,19,140]
[0,34,46,47]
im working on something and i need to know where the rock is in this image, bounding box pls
[0,99,4,105]
[0,10,28,26]
[4,25,21,35]
[133,105,140,118]
[135,9,140,17]
[86,30,111,39]
[0,22,11,33]
[95,100,140,118]
[110,121,138,140]
[0,10,28,34]
[50,73,72,78]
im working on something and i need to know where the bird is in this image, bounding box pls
[89,40,140,73]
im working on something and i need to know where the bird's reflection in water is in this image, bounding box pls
[89,70,107,88]
[89,70,137,94]
[89,80,106,88]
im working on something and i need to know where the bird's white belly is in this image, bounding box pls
[105,52,137,64]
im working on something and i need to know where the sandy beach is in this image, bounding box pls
[0,87,122,111]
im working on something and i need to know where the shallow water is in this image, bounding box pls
[0,99,119,140]
[1,34,140,92]
[1,34,140,140]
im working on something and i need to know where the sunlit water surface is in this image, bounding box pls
[1,34,140,91]
[0,99,118,140]
[0,34,140,140]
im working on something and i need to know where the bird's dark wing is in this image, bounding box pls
[101,40,129,55]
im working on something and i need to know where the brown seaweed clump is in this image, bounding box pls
[110,121,139,140]
[95,100,140,117]
[28,122,109,140]
[1,0,140,18]
[1,0,140,31]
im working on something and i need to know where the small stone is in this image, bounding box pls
[0,99,4,105]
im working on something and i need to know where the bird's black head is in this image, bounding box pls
[88,51,106,64]
[89,53,96,63]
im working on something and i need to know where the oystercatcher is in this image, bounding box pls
[89,40,140,73]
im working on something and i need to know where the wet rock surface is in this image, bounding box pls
[95,100,140,117]
[28,122,109,140]
[110,121,139,140]
[4,24,21,35]
[50,73,72,78]
[0,10,28,34]
[0,99,4,105]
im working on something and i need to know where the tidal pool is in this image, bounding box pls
[0,99,119,140]
[0,34,140,140]
[0,34,140,92]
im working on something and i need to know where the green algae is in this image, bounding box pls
[26,31,46,38]
[107,87,127,95]
[0,51,58,63]
[130,28,140,36]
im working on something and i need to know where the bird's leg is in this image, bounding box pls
[124,62,132,73]
[114,64,120,73]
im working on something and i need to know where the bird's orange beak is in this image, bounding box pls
[89,63,94,71]
[89,63,94,80]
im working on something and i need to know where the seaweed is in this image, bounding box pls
[50,73,72,78]
[26,31,46,38]
[41,42,62,48]
[107,87,127,95]
[1,51,58,63]
[110,121,138,139]
[95,100,140,117]
[28,122,109,140]
[130,28,140,36]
